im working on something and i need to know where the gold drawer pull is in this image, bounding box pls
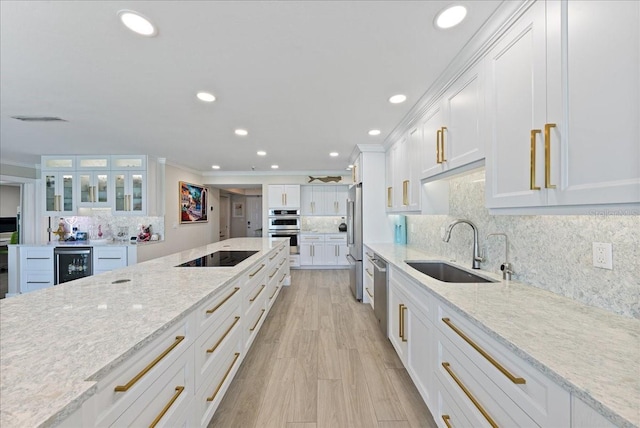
[249,284,266,302]
[206,287,240,314]
[269,252,277,260]
[250,309,266,331]
[398,304,406,341]
[442,415,452,428]
[207,353,241,402]
[442,317,525,384]
[269,268,278,279]
[149,386,185,428]
[279,258,285,266]
[365,268,373,278]
[269,286,280,300]
[249,264,265,277]
[401,304,407,342]
[279,273,287,284]
[530,129,541,190]
[442,362,497,427]
[206,317,240,354]
[115,336,185,392]
[544,123,557,189]
[366,287,373,298]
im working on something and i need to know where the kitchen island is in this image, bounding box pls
[0,237,289,427]
[366,243,639,428]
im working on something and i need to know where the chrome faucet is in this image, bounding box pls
[486,233,513,280]
[442,219,483,269]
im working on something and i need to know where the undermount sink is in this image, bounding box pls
[405,261,496,283]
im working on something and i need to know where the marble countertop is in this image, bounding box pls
[0,237,287,428]
[366,243,640,428]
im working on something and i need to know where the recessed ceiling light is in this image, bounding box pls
[257,151,267,156]
[211,165,220,170]
[348,164,354,169]
[435,5,467,29]
[368,129,381,136]
[330,152,339,157]
[196,92,216,102]
[388,94,407,104]
[271,165,279,169]
[234,129,248,136]
[118,10,157,37]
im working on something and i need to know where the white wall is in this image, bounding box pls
[0,185,20,216]
[137,164,218,262]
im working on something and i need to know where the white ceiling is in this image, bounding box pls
[0,1,503,174]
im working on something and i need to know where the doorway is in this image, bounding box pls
[215,186,262,239]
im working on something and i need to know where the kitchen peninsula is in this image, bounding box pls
[0,237,289,427]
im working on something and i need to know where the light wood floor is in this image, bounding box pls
[209,269,437,428]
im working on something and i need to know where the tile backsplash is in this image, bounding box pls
[49,211,164,243]
[301,216,347,233]
[405,170,639,318]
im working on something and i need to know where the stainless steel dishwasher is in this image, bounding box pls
[372,257,388,336]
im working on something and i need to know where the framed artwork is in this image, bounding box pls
[232,202,244,218]
[180,181,208,223]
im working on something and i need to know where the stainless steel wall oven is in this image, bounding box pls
[268,209,300,254]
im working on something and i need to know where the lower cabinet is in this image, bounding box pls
[80,243,288,427]
[19,247,54,293]
[388,265,573,428]
[300,233,348,267]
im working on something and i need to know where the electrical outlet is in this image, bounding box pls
[592,242,613,270]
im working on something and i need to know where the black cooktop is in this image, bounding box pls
[176,250,258,267]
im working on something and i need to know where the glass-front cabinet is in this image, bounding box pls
[43,172,76,215]
[113,171,146,215]
[76,156,111,208]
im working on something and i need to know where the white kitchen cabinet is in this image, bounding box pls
[93,246,129,274]
[571,395,617,428]
[112,170,146,215]
[268,185,300,209]
[323,234,348,266]
[322,185,348,215]
[485,0,640,210]
[363,252,374,307]
[42,171,76,215]
[299,234,326,266]
[77,171,111,208]
[300,185,326,215]
[19,246,54,293]
[385,147,393,210]
[420,103,445,179]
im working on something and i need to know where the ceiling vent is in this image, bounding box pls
[11,116,67,122]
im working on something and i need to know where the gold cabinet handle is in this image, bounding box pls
[207,353,240,402]
[440,126,447,162]
[249,264,265,277]
[442,415,452,428]
[206,317,240,354]
[279,258,285,266]
[249,284,266,302]
[269,252,277,261]
[366,287,373,298]
[279,273,287,284]
[442,318,525,384]
[401,305,408,342]
[365,268,373,278]
[149,386,185,428]
[436,129,442,163]
[387,187,392,208]
[206,287,240,314]
[530,129,542,190]
[269,286,280,300]
[402,180,409,205]
[269,268,278,279]
[398,304,404,339]
[115,336,185,392]
[544,123,557,189]
[442,362,497,428]
[250,309,266,331]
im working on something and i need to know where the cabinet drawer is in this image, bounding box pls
[110,346,193,428]
[195,306,242,392]
[300,234,324,243]
[437,304,570,426]
[325,234,347,243]
[245,276,267,315]
[21,272,54,293]
[22,248,53,271]
[435,375,475,428]
[94,318,192,427]
[243,296,267,351]
[194,341,243,427]
[94,247,127,272]
[436,329,537,427]
[195,283,241,336]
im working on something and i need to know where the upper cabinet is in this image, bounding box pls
[485,0,640,209]
[300,185,348,215]
[268,185,300,209]
[40,155,158,216]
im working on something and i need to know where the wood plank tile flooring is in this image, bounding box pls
[209,269,437,428]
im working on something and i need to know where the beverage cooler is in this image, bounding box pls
[54,247,93,284]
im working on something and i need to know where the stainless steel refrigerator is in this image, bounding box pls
[346,183,363,301]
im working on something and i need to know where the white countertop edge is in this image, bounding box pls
[365,242,639,428]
